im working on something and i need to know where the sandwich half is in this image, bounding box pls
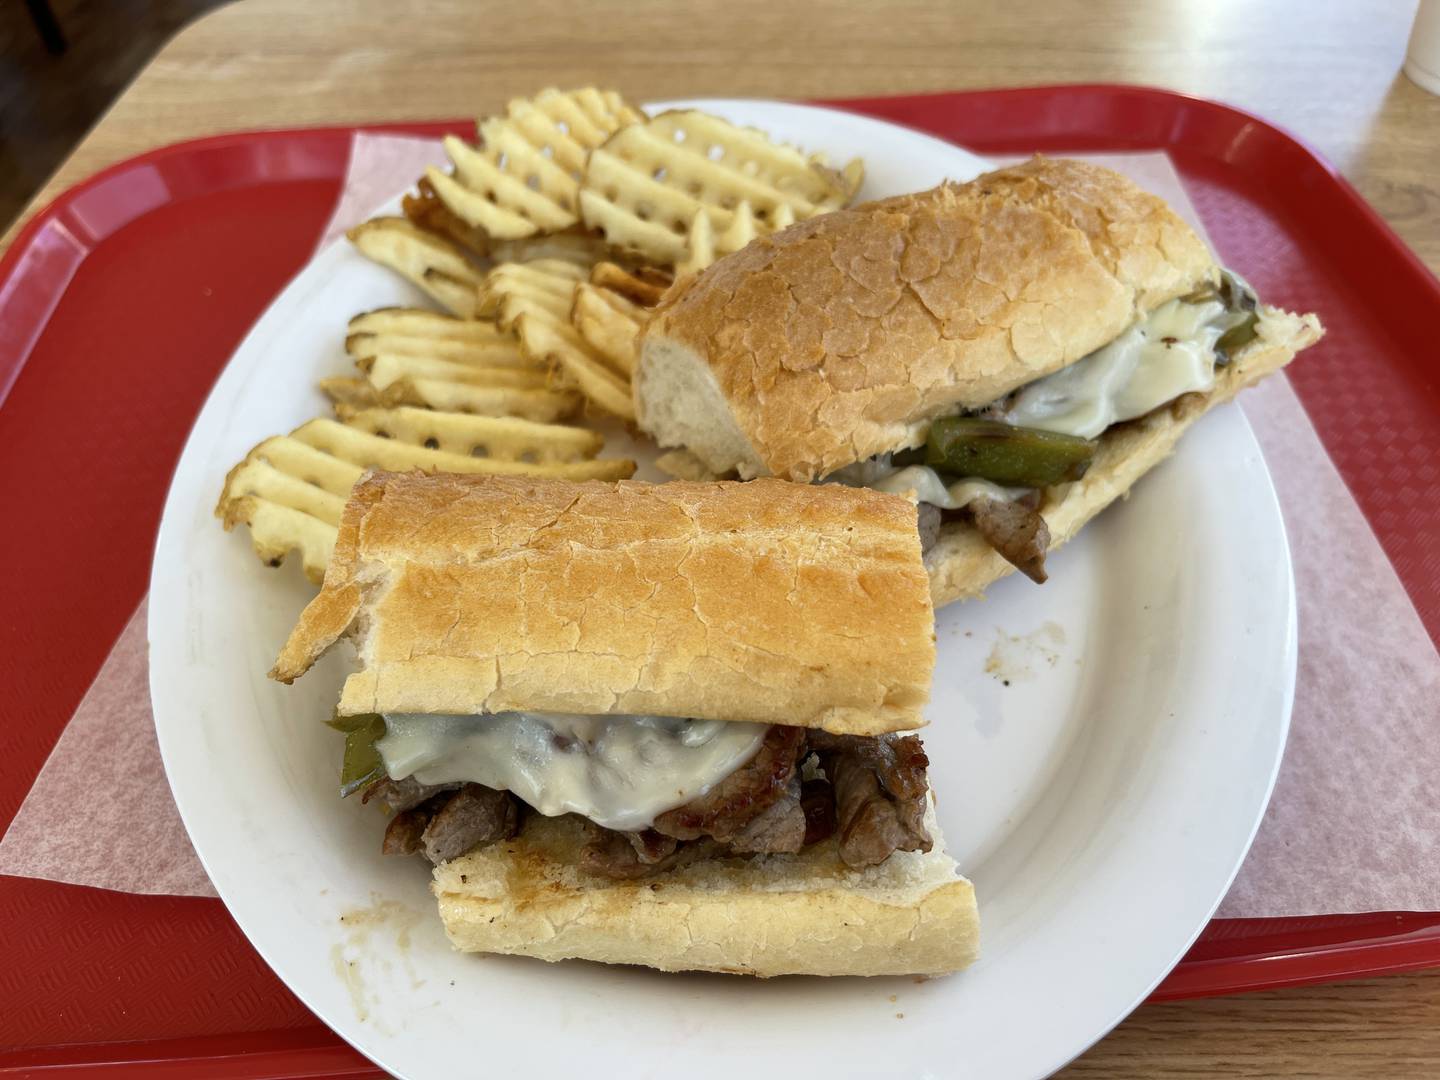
[635,156,1324,605]
[272,471,978,977]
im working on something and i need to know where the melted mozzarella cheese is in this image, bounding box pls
[827,295,1230,506]
[1004,297,1227,438]
[827,458,1026,509]
[376,712,768,832]
[865,467,1027,510]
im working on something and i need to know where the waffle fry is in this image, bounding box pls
[319,372,577,421]
[425,88,643,241]
[674,199,797,276]
[218,414,636,582]
[347,218,485,317]
[316,376,382,410]
[484,260,635,419]
[402,176,490,258]
[347,318,535,370]
[589,262,672,306]
[330,405,605,462]
[346,331,533,368]
[489,229,612,268]
[332,307,576,420]
[578,109,863,265]
[569,262,670,376]
[347,308,524,357]
[345,310,540,378]
[362,353,550,392]
[571,283,647,377]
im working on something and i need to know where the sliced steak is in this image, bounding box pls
[580,826,717,880]
[380,804,432,856]
[581,828,658,880]
[971,496,1049,583]
[800,778,838,846]
[726,775,806,854]
[652,725,806,843]
[627,829,680,865]
[362,775,462,812]
[917,502,943,553]
[420,783,519,864]
[810,732,933,868]
[371,726,931,875]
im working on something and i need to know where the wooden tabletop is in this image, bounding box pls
[5,0,1438,1074]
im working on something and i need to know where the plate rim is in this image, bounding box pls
[147,98,1298,1080]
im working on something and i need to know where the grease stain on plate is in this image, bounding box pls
[984,621,1066,685]
[331,895,425,1029]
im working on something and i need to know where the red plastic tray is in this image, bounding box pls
[1,84,1437,1074]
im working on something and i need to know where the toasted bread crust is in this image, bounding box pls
[433,799,978,977]
[272,476,935,735]
[637,157,1218,481]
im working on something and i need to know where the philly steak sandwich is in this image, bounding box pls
[271,472,978,977]
[634,157,1324,604]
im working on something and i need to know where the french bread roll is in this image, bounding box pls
[272,473,936,736]
[635,156,1218,483]
[634,156,1324,607]
[434,795,978,977]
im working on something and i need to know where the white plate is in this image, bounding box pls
[149,101,1296,1080]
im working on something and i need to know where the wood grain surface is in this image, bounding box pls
[3,0,1438,1075]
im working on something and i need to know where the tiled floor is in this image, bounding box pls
[0,0,227,230]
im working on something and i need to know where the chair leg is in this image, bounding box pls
[25,0,68,55]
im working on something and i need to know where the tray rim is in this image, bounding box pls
[2,81,1438,1073]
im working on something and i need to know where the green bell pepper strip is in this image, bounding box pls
[328,713,388,797]
[924,418,1097,488]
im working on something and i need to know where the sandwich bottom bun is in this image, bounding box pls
[927,306,1324,607]
[433,797,979,977]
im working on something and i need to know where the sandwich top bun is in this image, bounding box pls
[635,156,1217,482]
[272,473,935,736]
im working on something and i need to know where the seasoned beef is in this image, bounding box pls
[627,829,680,864]
[810,732,933,868]
[800,778,838,846]
[580,825,716,880]
[420,783,519,864]
[380,804,432,856]
[370,723,936,878]
[917,502,943,553]
[970,496,1050,583]
[362,775,462,813]
[652,725,806,842]
[726,775,806,854]
[580,828,659,879]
